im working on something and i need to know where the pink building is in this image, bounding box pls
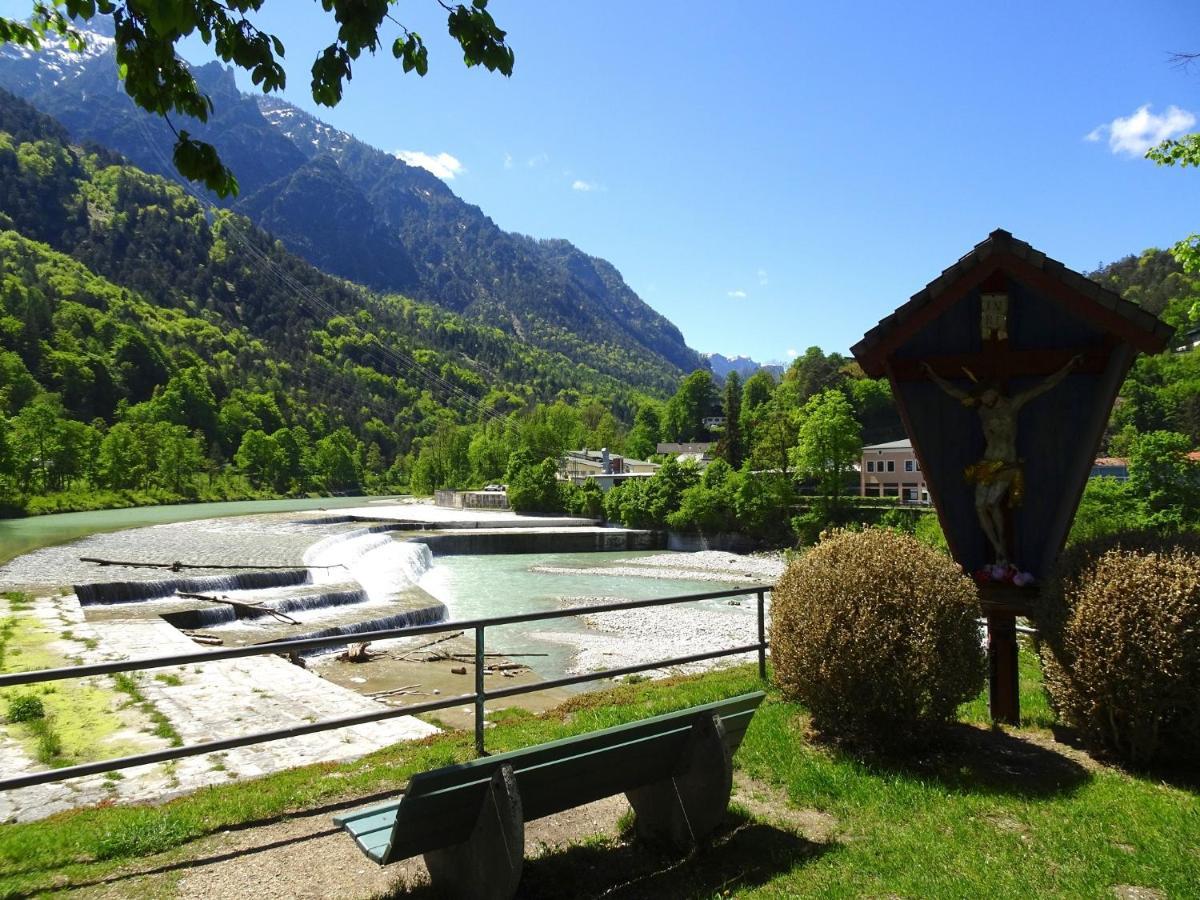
[860,438,929,503]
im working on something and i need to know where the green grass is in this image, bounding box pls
[112,673,183,746]
[0,661,1195,899]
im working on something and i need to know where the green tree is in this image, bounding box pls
[9,393,65,492]
[1148,134,1200,272]
[718,370,745,468]
[1128,430,1200,529]
[663,370,718,443]
[153,424,204,493]
[235,428,284,489]
[789,389,861,513]
[506,455,562,513]
[98,421,145,489]
[624,402,662,460]
[1,1,514,196]
[314,427,362,491]
[667,458,736,532]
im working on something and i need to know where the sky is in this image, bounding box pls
[5,1,1200,364]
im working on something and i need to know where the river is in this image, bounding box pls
[0,496,397,566]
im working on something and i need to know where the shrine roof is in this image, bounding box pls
[852,229,1175,376]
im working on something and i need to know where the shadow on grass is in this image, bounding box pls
[843,722,1092,800]
[1047,725,1200,794]
[396,812,829,899]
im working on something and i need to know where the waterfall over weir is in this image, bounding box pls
[287,603,448,656]
[303,529,435,603]
[75,569,310,606]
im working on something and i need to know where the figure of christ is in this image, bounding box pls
[920,355,1082,565]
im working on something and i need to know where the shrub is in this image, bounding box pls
[770,528,984,748]
[1036,531,1200,767]
[5,693,45,723]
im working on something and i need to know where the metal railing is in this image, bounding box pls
[0,584,773,792]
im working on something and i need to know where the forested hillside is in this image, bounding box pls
[0,89,646,512]
[0,27,703,390]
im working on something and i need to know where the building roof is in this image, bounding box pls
[862,439,913,452]
[852,229,1174,377]
[656,442,714,454]
[1092,457,1128,467]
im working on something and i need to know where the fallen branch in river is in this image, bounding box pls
[392,631,464,661]
[366,683,422,697]
[81,556,345,571]
[178,591,301,625]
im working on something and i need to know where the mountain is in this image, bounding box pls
[703,352,784,381]
[0,87,646,464]
[0,29,703,392]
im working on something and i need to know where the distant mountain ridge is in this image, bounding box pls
[0,29,702,393]
[703,352,784,380]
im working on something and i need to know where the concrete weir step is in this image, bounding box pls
[411,528,663,555]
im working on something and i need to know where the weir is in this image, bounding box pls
[160,588,370,630]
[280,603,448,655]
[74,569,311,605]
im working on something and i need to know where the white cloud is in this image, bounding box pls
[572,179,605,192]
[727,289,748,299]
[1086,104,1196,156]
[786,348,798,358]
[394,150,464,180]
[757,268,769,286]
[503,152,513,169]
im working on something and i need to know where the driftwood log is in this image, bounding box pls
[338,642,375,663]
[178,591,300,625]
[81,556,345,571]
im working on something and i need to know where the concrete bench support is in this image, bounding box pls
[626,711,732,851]
[424,764,524,900]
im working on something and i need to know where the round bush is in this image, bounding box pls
[1036,535,1200,768]
[770,528,984,747]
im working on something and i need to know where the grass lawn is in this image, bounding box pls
[0,643,1196,898]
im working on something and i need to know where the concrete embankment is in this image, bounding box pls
[411,527,663,556]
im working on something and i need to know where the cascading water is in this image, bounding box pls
[75,569,310,605]
[303,530,436,603]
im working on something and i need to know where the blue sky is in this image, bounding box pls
[7,2,1200,363]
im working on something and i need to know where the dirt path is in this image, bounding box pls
[63,775,829,899]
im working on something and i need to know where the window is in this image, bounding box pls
[905,459,914,472]
[886,460,895,472]
[866,461,875,473]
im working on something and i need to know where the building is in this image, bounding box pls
[700,416,727,430]
[559,448,659,491]
[1090,457,1129,481]
[860,438,929,503]
[655,442,716,466]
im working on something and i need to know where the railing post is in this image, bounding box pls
[474,624,486,756]
[757,590,767,681]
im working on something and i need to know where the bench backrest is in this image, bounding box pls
[341,691,764,865]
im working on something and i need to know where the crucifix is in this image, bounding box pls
[888,275,1103,571]
[921,353,1081,566]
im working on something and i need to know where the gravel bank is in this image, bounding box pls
[530,549,786,585]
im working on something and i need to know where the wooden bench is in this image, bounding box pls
[334,691,766,898]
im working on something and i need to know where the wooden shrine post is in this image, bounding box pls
[852,230,1171,724]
